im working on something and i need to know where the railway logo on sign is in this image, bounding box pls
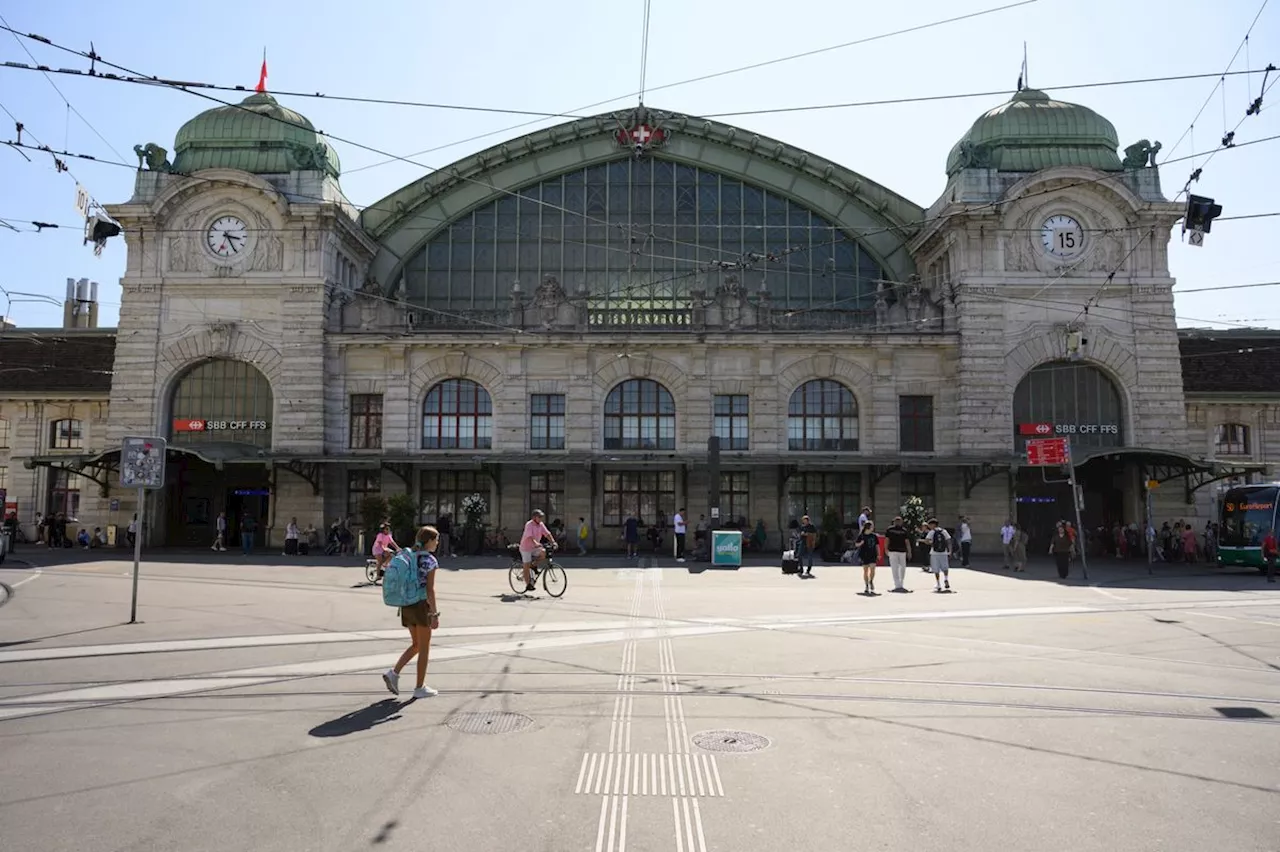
[1026,437,1070,466]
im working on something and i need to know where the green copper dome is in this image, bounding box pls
[172,92,341,178]
[945,88,1122,177]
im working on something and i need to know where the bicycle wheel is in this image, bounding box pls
[542,562,568,598]
[508,561,529,594]
[365,560,380,585]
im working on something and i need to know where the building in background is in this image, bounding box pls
[9,87,1272,551]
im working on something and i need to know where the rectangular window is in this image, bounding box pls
[899,396,935,452]
[602,470,677,528]
[420,470,488,525]
[0,465,7,490]
[719,472,749,524]
[899,473,936,518]
[346,470,381,519]
[1214,423,1250,456]
[713,395,749,450]
[530,470,565,520]
[530,394,566,450]
[787,472,862,526]
[50,419,83,450]
[48,469,82,518]
[0,418,9,449]
[349,394,384,450]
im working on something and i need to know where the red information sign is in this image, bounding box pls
[1019,422,1053,436]
[1026,437,1070,466]
[172,419,207,432]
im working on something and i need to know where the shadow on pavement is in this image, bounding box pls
[308,699,404,738]
[961,555,1272,591]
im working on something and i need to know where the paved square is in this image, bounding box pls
[2,554,1278,851]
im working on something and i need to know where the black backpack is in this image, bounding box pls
[931,530,949,553]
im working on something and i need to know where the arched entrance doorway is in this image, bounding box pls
[1012,361,1126,551]
[166,359,275,546]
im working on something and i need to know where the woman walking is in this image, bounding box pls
[1011,523,1029,572]
[856,521,880,595]
[1049,521,1074,579]
[381,526,441,699]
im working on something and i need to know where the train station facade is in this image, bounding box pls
[4,88,1272,551]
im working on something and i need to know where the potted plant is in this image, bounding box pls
[460,492,488,555]
[386,493,421,546]
[358,494,388,556]
[900,495,930,566]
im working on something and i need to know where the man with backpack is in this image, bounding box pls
[923,518,953,593]
[380,525,442,699]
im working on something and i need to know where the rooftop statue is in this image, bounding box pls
[1122,139,1162,170]
[133,143,172,173]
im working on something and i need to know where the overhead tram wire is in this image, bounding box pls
[0,11,127,166]
[1160,0,1272,164]
[637,0,653,105]
[2,51,1269,128]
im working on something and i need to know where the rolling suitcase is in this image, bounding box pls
[781,549,801,575]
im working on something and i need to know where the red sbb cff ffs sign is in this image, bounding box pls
[1026,437,1070,466]
[1019,422,1053,436]
[172,419,269,432]
[174,419,206,432]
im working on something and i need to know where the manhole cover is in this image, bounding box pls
[445,711,534,735]
[692,730,771,753]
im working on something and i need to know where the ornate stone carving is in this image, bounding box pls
[904,277,923,324]
[874,283,889,330]
[133,143,172,173]
[207,321,236,355]
[1004,208,1037,272]
[532,275,567,329]
[1122,139,1162,170]
[954,140,993,170]
[248,210,283,272]
[286,141,332,173]
[166,237,193,272]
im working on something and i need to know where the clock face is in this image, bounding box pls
[206,216,248,258]
[1041,214,1084,259]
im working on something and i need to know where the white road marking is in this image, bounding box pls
[11,568,42,588]
[1180,610,1280,628]
[1090,585,1127,601]
[0,618,667,664]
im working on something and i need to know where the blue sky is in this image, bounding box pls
[1,0,1276,329]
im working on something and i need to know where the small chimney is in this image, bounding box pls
[63,277,100,329]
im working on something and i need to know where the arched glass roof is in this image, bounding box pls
[401,157,888,315]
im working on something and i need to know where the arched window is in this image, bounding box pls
[50,419,84,450]
[1215,423,1250,456]
[787,380,859,451]
[400,159,888,316]
[604,379,675,450]
[422,379,492,449]
[1012,362,1124,451]
[169,359,274,448]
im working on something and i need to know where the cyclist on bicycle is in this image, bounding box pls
[519,509,555,592]
[372,523,400,578]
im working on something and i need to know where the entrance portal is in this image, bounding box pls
[165,457,270,547]
[1016,459,1125,554]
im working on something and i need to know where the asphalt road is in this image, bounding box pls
[1,550,1278,852]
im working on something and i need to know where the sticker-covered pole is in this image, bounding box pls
[1068,446,1089,581]
[129,487,144,624]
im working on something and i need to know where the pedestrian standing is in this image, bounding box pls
[856,521,880,596]
[1011,523,1029,572]
[213,512,227,552]
[884,516,913,593]
[577,517,589,555]
[1263,527,1277,584]
[284,517,300,556]
[381,525,442,699]
[1049,522,1073,579]
[240,512,256,555]
[857,506,872,530]
[957,516,973,567]
[623,511,639,559]
[127,514,137,549]
[673,508,687,562]
[797,514,819,578]
[924,519,952,592]
[1000,519,1016,569]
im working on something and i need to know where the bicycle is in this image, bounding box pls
[506,543,567,597]
[365,557,382,585]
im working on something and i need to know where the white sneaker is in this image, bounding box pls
[381,669,399,696]
[412,685,438,699]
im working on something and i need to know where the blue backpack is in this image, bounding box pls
[382,548,426,607]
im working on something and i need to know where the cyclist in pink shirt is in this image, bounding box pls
[372,523,399,577]
[519,509,553,592]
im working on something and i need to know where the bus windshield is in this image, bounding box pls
[1220,488,1279,547]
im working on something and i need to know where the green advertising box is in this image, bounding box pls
[711,530,742,567]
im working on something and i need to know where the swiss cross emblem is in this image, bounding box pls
[616,123,666,150]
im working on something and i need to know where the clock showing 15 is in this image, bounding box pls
[1041,214,1084,259]
[206,215,249,258]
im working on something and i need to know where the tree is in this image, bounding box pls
[900,495,929,564]
[820,504,843,559]
[358,495,388,554]
[386,493,421,545]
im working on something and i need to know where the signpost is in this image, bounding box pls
[1025,438,1089,580]
[120,436,167,624]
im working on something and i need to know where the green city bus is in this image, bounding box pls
[1218,484,1280,571]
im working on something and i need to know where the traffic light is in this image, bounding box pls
[1185,195,1223,233]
